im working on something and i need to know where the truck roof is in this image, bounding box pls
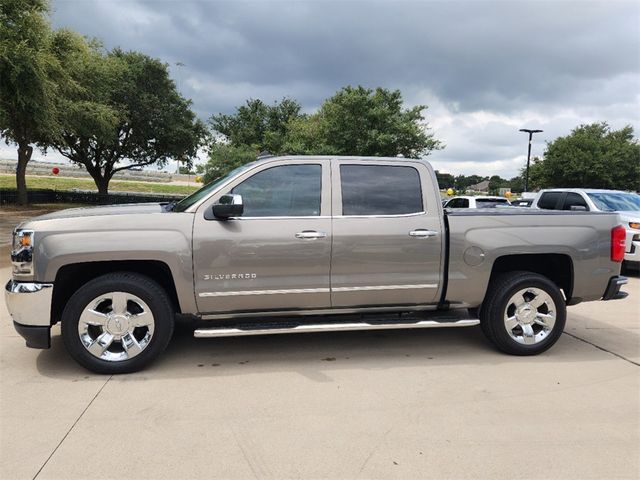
[256,155,423,162]
[536,188,632,194]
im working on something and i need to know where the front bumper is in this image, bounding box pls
[5,280,53,349]
[602,275,628,301]
[13,321,50,349]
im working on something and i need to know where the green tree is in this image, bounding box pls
[280,114,328,155]
[210,98,302,154]
[536,123,640,191]
[202,143,257,184]
[508,175,525,194]
[454,174,486,191]
[52,41,205,194]
[204,86,443,180]
[434,171,455,189]
[284,86,443,157]
[0,0,62,204]
[488,175,508,195]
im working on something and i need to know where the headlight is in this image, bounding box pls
[11,229,34,276]
[629,222,640,230]
[12,229,33,250]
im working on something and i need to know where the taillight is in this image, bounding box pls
[611,225,626,262]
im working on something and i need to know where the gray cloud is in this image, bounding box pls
[43,0,640,177]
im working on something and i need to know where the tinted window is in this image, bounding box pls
[340,165,423,215]
[537,192,563,210]
[174,162,258,212]
[562,193,588,211]
[232,164,321,217]
[446,198,469,208]
[476,198,510,208]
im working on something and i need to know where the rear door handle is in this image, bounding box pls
[409,229,438,238]
[295,230,327,240]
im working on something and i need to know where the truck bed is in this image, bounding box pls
[444,208,621,307]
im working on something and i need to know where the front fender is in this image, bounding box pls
[35,228,196,314]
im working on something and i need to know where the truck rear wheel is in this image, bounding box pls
[61,272,174,374]
[480,271,566,355]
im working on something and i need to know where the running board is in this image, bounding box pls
[193,319,480,338]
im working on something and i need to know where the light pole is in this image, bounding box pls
[174,62,186,175]
[519,128,543,192]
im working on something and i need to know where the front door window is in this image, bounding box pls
[232,164,322,217]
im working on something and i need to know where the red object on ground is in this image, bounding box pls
[51,167,60,175]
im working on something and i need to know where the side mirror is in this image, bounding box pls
[212,194,243,219]
[570,205,588,211]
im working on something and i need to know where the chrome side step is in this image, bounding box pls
[193,319,480,338]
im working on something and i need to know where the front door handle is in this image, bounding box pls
[295,230,327,240]
[409,229,438,238]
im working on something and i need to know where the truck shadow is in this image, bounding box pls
[35,314,637,380]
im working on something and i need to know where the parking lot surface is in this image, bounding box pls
[1,263,638,479]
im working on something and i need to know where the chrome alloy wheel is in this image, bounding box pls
[504,287,556,345]
[77,292,155,362]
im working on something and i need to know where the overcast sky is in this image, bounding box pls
[4,0,639,177]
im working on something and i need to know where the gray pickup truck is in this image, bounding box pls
[5,156,629,373]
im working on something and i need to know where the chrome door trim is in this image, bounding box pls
[230,216,332,220]
[333,211,426,219]
[199,284,437,298]
[332,284,438,292]
[199,288,330,298]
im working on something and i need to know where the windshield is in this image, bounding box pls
[587,192,640,212]
[173,162,258,212]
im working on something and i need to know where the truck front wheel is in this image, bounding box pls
[480,271,566,355]
[61,272,174,374]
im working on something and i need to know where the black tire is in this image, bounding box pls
[622,261,639,276]
[480,271,566,355]
[62,272,174,374]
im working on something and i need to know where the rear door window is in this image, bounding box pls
[537,192,563,210]
[340,165,423,215]
[562,193,589,211]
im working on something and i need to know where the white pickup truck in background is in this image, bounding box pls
[532,188,640,268]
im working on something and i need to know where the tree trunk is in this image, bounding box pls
[82,162,111,202]
[16,143,33,205]
[92,174,110,204]
[95,177,109,195]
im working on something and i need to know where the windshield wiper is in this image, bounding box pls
[163,201,177,212]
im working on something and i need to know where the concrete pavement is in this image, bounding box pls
[1,266,638,479]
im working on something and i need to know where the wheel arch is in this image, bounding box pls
[489,253,574,302]
[51,261,181,325]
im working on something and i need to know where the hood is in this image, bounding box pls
[27,203,166,222]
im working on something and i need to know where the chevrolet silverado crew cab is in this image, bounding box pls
[5,156,629,373]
